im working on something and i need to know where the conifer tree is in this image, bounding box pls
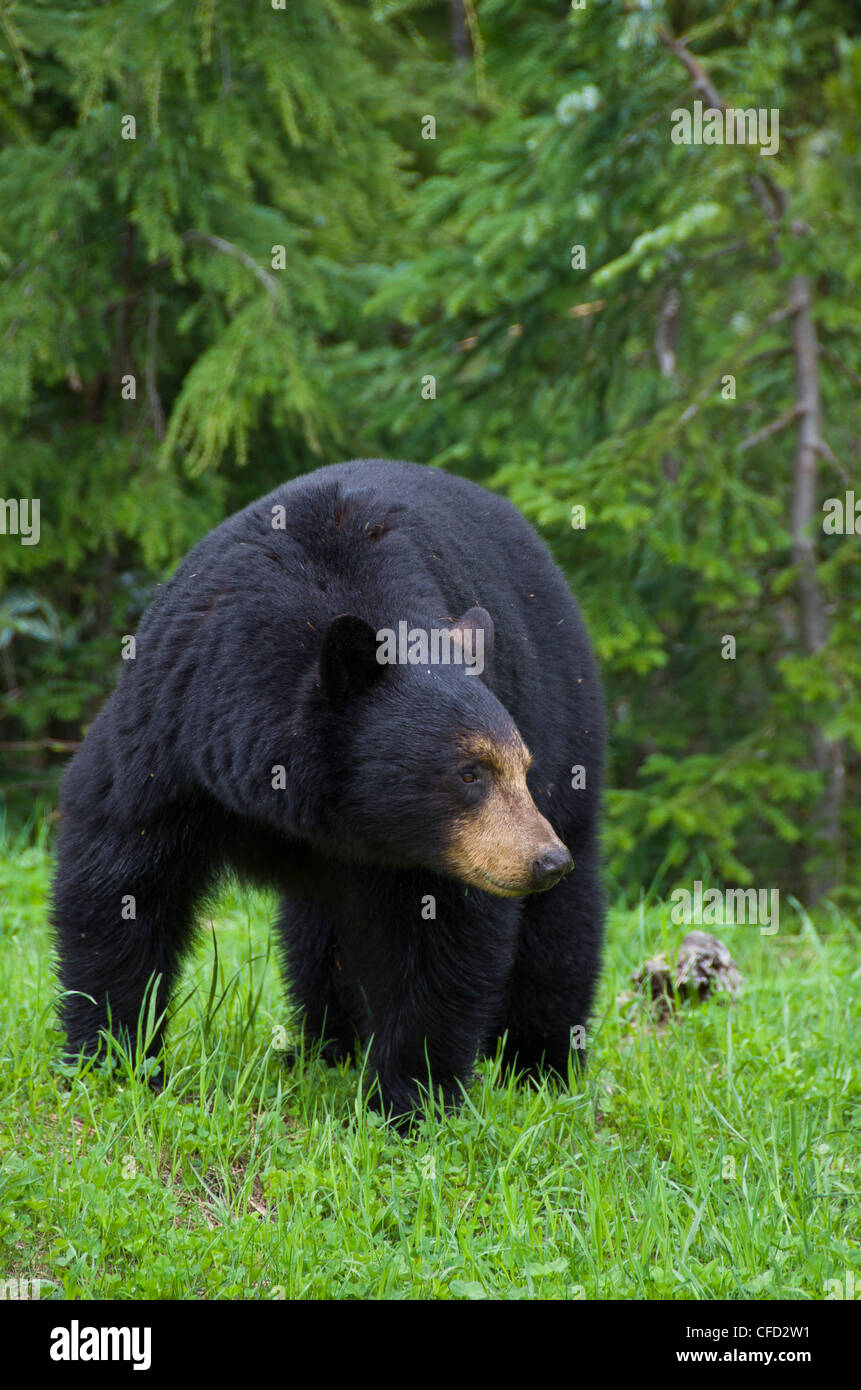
[1,0,858,906]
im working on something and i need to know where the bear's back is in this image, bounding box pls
[153,458,601,747]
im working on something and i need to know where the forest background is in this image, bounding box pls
[1,0,859,910]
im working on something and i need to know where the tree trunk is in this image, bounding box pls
[450,0,470,63]
[790,275,844,899]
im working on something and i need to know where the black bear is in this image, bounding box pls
[53,459,605,1121]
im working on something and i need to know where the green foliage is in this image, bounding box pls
[1,0,859,903]
[0,0,418,813]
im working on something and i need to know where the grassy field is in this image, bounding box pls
[1,822,858,1301]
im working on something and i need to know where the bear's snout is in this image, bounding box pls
[530,842,574,892]
[441,781,573,897]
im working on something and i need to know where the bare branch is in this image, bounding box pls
[657,27,788,235]
[820,341,861,393]
[815,438,850,489]
[738,405,801,452]
[655,284,681,379]
[181,231,281,302]
[657,29,724,110]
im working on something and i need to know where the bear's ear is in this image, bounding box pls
[319,615,383,702]
[451,605,494,659]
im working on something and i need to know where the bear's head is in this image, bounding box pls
[316,608,572,896]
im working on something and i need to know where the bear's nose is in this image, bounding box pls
[531,844,573,890]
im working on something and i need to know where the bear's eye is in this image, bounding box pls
[460,766,482,784]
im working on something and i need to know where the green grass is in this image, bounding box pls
[0,821,858,1300]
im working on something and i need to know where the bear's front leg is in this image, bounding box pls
[493,847,604,1083]
[365,1006,481,1127]
[52,808,209,1076]
[337,872,519,1125]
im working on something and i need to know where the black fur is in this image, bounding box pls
[52,460,605,1121]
